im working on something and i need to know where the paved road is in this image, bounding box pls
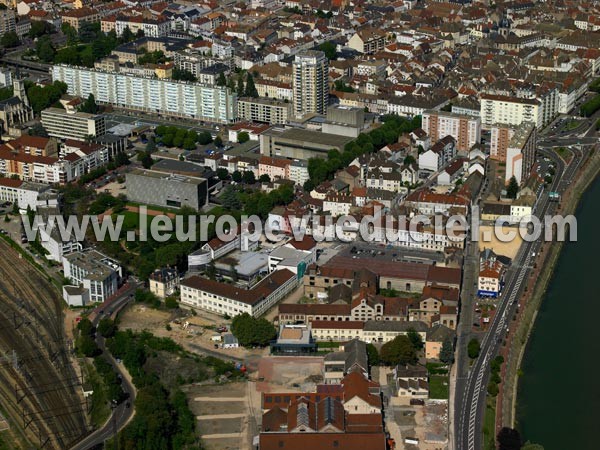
[454,143,585,450]
[69,281,141,450]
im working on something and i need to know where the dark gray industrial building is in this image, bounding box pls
[126,169,208,210]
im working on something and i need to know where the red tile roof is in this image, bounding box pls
[181,269,295,306]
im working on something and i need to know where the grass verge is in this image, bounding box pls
[483,396,496,450]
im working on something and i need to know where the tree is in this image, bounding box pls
[80,93,98,114]
[97,318,116,338]
[183,137,196,150]
[29,20,54,39]
[487,380,499,396]
[407,329,424,351]
[242,170,256,184]
[216,72,227,87]
[121,26,134,42]
[216,168,229,180]
[220,186,241,210]
[467,338,480,359]
[165,297,179,309]
[236,75,245,97]
[439,337,454,364]
[146,137,157,152]
[77,335,99,357]
[380,335,418,366]
[232,170,242,183]
[303,179,315,191]
[403,154,416,165]
[366,343,380,366]
[521,443,544,450]
[140,151,153,169]
[244,73,258,97]
[318,41,337,60]
[258,174,271,183]
[497,427,522,450]
[507,175,519,199]
[237,131,250,144]
[77,318,94,336]
[173,67,198,82]
[197,131,213,145]
[28,123,48,137]
[231,313,277,347]
[35,36,56,63]
[214,135,223,147]
[1,31,19,48]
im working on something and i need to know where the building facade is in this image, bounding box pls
[41,108,106,141]
[292,50,329,118]
[51,65,237,123]
[422,110,481,152]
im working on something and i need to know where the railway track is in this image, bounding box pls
[0,240,87,448]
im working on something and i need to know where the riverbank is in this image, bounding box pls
[500,146,600,431]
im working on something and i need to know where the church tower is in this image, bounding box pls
[13,78,29,108]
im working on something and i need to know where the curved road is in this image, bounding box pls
[454,144,584,450]
[69,281,141,450]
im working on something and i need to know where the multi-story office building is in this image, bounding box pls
[63,250,122,303]
[422,110,481,152]
[480,94,542,128]
[41,108,106,141]
[51,65,237,123]
[292,50,329,118]
[238,97,291,124]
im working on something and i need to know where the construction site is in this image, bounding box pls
[0,239,87,449]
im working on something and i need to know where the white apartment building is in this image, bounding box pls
[292,50,329,117]
[41,108,106,141]
[115,15,170,38]
[422,110,481,152]
[480,94,542,128]
[180,269,297,317]
[0,178,57,211]
[51,65,237,123]
[288,160,309,186]
[505,122,537,185]
[63,250,122,303]
[39,226,82,263]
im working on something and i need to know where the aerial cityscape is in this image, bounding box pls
[0,0,598,449]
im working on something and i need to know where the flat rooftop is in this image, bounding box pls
[129,168,206,185]
[264,127,354,148]
[149,157,213,176]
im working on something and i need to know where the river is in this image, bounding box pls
[517,175,600,449]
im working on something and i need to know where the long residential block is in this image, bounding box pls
[51,65,237,123]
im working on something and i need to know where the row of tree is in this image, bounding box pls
[304,114,422,191]
[154,125,213,150]
[230,313,277,347]
[580,94,600,117]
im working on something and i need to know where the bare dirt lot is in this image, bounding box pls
[390,401,448,450]
[478,225,523,260]
[117,304,260,361]
[256,356,324,393]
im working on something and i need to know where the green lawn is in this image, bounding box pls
[429,375,449,399]
[84,362,111,428]
[482,396,496,450]
[119,210,140,230]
